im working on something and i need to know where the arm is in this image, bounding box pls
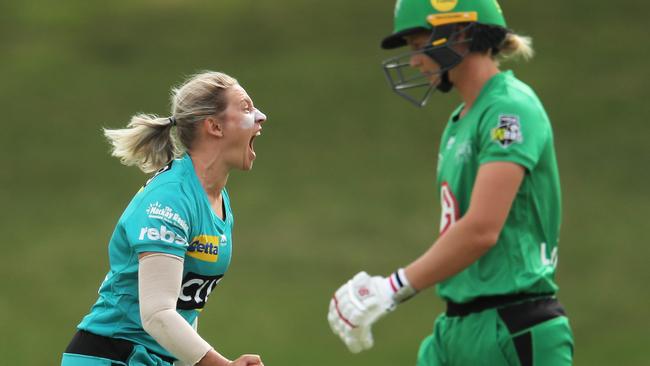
[328,162,525,352]
[405,161,525,290]
[138,253,263,366]
[138,252,224,366]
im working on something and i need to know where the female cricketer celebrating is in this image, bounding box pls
[62,71,267,366]
[328,0,574,365]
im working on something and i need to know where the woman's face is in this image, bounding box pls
[405,32,442,83]
[220,84,267,171]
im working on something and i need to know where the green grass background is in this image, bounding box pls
[1,0,648,364]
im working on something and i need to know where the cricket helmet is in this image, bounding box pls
[381,0,508,107]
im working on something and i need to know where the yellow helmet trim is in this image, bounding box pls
[426,11,478,26]
[432,38,448,46]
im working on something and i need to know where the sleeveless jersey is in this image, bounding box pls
[78,153,233,359]
[436,71,562,303]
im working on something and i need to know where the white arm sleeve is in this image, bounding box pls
[138,253,213,365]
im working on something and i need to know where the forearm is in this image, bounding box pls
[405,217,496,290]
[405,162,524,291]
[143,308,221,365]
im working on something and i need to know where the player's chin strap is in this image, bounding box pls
[424,23,472,93]
[437,71,454,93]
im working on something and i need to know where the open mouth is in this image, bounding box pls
[248,130,261,158]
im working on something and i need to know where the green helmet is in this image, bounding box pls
[381,0,508,107]
[381,0,507,49]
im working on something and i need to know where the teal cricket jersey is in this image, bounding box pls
[78,153,233,359]
[436,71,562,303]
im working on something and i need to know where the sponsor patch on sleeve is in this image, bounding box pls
[137,225,188,246]
[491,114,523,148]
[146,202,189,232]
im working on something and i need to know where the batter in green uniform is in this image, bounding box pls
[328,1,573,365]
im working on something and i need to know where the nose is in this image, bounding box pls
[254,109,267,124]
[409,53,422,68]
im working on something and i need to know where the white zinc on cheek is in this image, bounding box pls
[240,112,255,129]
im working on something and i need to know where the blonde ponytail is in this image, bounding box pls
[104,114,180,173]
[104,71,238,174]
[499,33,534,61]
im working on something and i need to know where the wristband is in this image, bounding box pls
[387,268,417,303]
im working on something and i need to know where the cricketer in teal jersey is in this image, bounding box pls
[77,153,233,359]
[328,0,573,365]
[62,71,267,366]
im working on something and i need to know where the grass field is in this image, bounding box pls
[1,0,648,365]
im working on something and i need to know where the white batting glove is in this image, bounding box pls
[328,269,416,353]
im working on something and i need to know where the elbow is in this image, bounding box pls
[476,230,500,250]
[141,312,156,335]
[465,220,501,250]
[140,308,168,337]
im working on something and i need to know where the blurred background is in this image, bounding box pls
[1,0,648,364]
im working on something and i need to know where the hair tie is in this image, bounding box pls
[168,116,177,126]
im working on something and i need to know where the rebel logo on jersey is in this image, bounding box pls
[138,225,187,245]
[187,235,223,262]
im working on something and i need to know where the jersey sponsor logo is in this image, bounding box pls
[146,202,189,232]
[440,182,460,235]
[491,114,523,148]
[540,242,558,268]
[177,272,223,310]
[431,0,458,12]
[187,235,221,262]
[138,225,187,245]
[446,136,456,150]
[455,140,473,162]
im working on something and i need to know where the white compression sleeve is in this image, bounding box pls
[138,253,213,365]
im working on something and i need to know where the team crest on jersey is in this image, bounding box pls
[491,114,523,148]
[187,235,221,262]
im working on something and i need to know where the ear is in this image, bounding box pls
[203,116,224,138]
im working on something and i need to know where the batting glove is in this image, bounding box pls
[328,269,416,353]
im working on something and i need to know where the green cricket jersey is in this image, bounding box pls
[436,70,561,303]
[77,153,234,359]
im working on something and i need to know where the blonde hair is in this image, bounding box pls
[498,32,534,61]
[104,71,238,173]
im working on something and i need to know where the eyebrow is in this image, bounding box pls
[240,97,253,109]
[412,39,426,48]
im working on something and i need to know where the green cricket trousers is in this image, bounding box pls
[417,294,574,366]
